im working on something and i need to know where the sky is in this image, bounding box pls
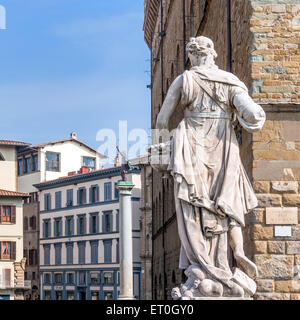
[0,0,151,164]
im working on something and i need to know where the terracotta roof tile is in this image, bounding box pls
[0,189,29,197]
[0,140,30,147]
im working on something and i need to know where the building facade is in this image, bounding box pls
[17,132,105,299]
[0,140,30,300]
[144,0,300,300]
[35,166,142,300]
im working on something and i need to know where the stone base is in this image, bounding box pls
[171,265,256,300]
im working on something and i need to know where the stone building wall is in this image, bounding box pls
[144,0,300,300]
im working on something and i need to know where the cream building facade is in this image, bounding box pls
[0,140,30,300]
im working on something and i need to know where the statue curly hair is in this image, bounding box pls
[186,36,218,59]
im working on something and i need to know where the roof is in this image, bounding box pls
[0,189,29,197]
[22,137,107,158]
[0,140,30,147]
[34,166,140,191]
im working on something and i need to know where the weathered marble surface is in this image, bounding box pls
[151,36,266,300]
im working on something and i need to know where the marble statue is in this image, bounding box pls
[152,36,266,299]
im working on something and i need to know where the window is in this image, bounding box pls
[29,249,37,266]
[67,291,74,300]
[44,291,51,300]
[78,242,85,264]
[90,213,98,234]
[29,216,36,230]
[66,189,73,207]
[103,211,113,233]
[0,206,16,224]
[2,206,10,223]
[23,157,31,174]
[17,159,22,175]
[0,152,4,161]
[79,271,86,285]
[83,157,96,170]
[54,244,62,265]
[104,291,113,300]
[32,154,38,172]
[46,152,60,172]
[44,245,50,265]
[77,188,86,205]
[44,273,51,284]
[55,291,62,300]
[44,194,51,211]
[104,182,112,201]
[32,272,36,280]
[90,272,100,284]
[54,273,63,284]
[0,241,16,260]
[66,243,73,265]
[90,185,99,203]
[103,240,112,263]
[43,220,51,238]
[66,217,73,236]
[91,292,99,300]
[67,273,74,284]
[90,241,98,264]
[78,215,86,235]
[54,218,62,237]
[55,191,62,209]
[103,272,113,285]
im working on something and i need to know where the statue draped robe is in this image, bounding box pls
[169,65,265,289]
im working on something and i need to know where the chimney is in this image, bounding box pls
[70,131,77,140]
[68,171,76,177]
[79,166,89,174]
[114,155,120,167]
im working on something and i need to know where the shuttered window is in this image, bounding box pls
[103,240,112,263]
[44,245,50,265]
[66,189,73,207]
[0,241,16,260]
[44,194,51,211]
[77,188,86,205]
[0,206,16,224]
[104,182,112,201]
[54,244,62,265]
[90,241,98,264]
[55,191,62,209]
[66,243,73,265]
[78,242,86,264]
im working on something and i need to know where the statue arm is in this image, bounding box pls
[156,75,183,129]
[232,91,266,133]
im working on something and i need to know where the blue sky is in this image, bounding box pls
[0,0,151,163]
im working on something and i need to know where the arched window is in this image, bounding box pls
[0,152,4,161]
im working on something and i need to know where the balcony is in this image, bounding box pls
[0,280,31,290]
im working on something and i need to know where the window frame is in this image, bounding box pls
[45,151,60,172]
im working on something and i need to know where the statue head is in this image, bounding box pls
[186,36,218,67]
